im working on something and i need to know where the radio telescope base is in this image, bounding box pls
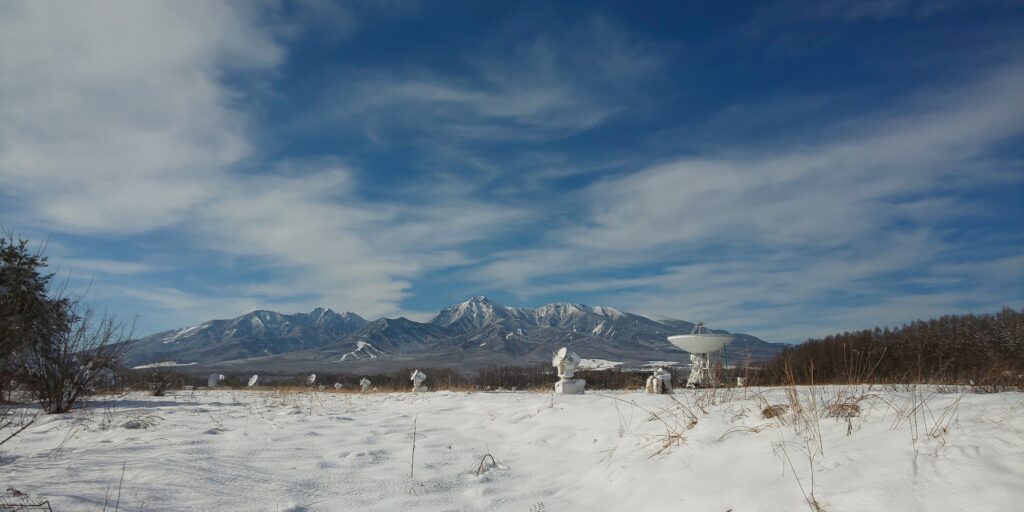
[555,379,586,395]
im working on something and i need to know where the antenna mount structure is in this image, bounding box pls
[551,347,586,394]
[666,321,735,388]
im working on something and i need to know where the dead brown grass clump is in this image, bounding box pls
[824,402,861,418]
[762,404,789,419]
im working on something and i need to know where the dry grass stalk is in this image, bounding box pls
[473,453,507,475]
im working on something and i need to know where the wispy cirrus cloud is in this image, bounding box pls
[780,0,1023,20]
[0,1,530,327]
[319,16,661,142]
[1,1,1020,341]
[0,0,283,234]
[469,63,1024,340]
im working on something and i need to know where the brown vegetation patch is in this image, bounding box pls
[824,402,861,418]
[761,404,789,419]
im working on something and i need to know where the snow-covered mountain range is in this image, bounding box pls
[123,296,783,371]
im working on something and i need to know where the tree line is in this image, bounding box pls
[755,308,1024,387]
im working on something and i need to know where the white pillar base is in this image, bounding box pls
[412,386,429,393]
[555,379,586,395]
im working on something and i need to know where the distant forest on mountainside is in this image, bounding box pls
[757,308,1024,387]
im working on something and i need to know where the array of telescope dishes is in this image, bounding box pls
[196,321,731,393]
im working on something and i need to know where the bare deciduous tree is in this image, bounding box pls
[22,302,132,414]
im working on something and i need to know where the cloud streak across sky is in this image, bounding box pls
[0,0,1021,341]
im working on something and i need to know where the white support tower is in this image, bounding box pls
[667,322,735,388]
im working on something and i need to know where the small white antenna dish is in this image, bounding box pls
[667,321,735,388]
[410,370,427,392]
[359,378,371,392]
[551,347,585,394]
[247,375,259,387]
[207,373,225,388]
[551,347,580,379]
[305,374,316,387]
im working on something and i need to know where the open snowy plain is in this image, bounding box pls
[2,386,1022,511]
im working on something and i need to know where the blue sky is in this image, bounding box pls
[1,0,1022,342]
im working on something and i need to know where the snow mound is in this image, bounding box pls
[578,358,623,370]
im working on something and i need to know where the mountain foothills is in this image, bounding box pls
[123,297,783,373]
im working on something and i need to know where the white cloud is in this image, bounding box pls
[189,162,528,318]
[0,1,530,327]
[60,258,153,276]
[322,16,660,141]
[0,0,283,234]
[470,64,1024,340]
[3,2,1019,340]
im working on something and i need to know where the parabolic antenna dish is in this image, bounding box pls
[667,333,735,354]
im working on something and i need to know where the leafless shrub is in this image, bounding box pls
[146,367,178,397]
[22,303,132,414]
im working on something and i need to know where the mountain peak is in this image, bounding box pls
[432,295,514,329]
[459,295,494,307]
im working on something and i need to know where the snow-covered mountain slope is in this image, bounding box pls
[338,317,454,353]
[124,297,783,368]
[337,341,388,362]
[431,296,535,331]
[122,308,368,366]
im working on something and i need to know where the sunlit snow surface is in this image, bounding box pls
[578,358,622,370]
[2,388,1022,511]
[130,361,197,369]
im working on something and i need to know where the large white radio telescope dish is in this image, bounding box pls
[666,322,735,388]
[666,333,735,354]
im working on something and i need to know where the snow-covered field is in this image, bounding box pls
[2,386,1022,511]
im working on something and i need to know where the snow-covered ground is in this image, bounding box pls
[2,386,1022,511]
[578,358,623,370]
